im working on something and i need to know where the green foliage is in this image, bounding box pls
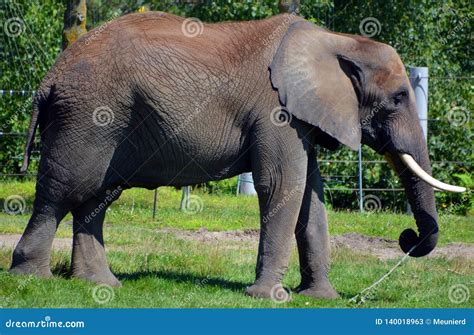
[0,0,471,213]
[0,0,64,175]
[328,0,472,213]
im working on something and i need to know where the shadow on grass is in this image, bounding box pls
[52,262,71,278]
[46,257,251,293]
[117,270,250,293]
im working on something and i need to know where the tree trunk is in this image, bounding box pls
[278,0,300,13]
[62,0,87,50]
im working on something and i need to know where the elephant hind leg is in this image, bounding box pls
[71,189,122,287]
[295,150,338,299]
[10,198,68,277]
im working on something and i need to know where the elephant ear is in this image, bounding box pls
[270,21,362,150]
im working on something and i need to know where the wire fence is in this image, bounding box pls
[0,101,470,214]
[0,2,471,214]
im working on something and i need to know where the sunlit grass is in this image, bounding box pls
[0,181,472,308]
[1,181,471,244]
[1,234,472,308]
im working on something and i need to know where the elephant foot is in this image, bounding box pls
[296,280,339,300]
[72,267,122,287]
[9,263,53,278]
[10,251,53,278]
[71,225,121,287]
[245,283,292,302]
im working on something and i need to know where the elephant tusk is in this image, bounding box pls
[399,153,466,193]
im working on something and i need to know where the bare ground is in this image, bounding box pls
[158,228,474,261]
[1,228,472,261]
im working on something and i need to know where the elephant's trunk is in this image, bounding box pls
[385,148,439,257]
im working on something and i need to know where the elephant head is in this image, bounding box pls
[270,21,465,257]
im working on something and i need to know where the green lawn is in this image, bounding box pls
[0,181,472,308]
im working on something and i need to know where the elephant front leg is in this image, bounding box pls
[71,194,121,287]
[244,130,308,299]
[245,178,305,300]
[295,151,339,299]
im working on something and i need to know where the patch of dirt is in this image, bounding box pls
[158,227,260,243]
[157,228,473,261]
[0,229,472,261]
[0,234,72,251]
[331,233,401,260]
[333,233,474,261]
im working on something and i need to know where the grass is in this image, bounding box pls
[0,180,472,308]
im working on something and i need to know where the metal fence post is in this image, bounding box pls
[180,186,191,210]
[358,145,363,212]
[410,67,429,140]
[238,172,257,196]
[152,189,158,219]
[408,66,429,213]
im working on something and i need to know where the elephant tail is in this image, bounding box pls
[20,86,52,172]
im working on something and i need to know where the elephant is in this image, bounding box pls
[10,11,464,300]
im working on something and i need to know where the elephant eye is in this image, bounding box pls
[392,90,407,106]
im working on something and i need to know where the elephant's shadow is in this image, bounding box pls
[116,270,250,293]
[116,271,356,301]
[0,263,357,301]
[47,262,249,292]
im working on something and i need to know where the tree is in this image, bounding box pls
[62,0,87,50]
[278,0,300,13]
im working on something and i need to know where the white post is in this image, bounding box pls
[409,67,429,140]
[407,66,429,213]
[238,172,257,196]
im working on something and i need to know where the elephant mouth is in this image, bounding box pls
[398,153,466,193]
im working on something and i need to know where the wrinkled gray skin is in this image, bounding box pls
[11,12,439,300]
